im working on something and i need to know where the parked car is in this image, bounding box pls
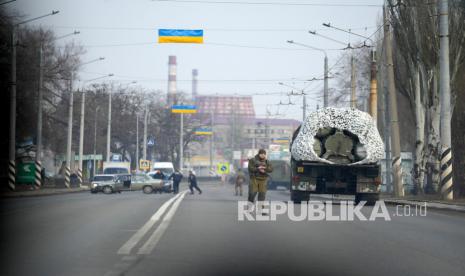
[131,174,164,194]
[90,174,131,194]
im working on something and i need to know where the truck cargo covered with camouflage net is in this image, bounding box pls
[290,107,384,204]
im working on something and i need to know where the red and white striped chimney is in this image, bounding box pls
[192,69,198,101]
[167,55,177,105]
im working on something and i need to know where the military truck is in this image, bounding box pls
[267,159,291,190]
[290,108,384,205]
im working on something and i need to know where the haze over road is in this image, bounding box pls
[1,181,465,276]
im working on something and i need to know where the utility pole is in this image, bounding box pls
[136,114,139,171]
[302,94,307,121]
[231,96,235,157]
[384,6,404,197]
[439,0,453,200]
[209,110,214,173]
[77,89,85,185]
[93,106,99,177]
[106,87,112,162]
[369,50,378,124]
[65,73,74,188]
[37,31,80,188]
[143,104,148,160]
[350,55,357,108]
[378,47,392,193]
[8,10,58,191]
[180,113,184,170]
[34,44,44,189]
[78,73,111,183]
[324,55,329,107]
[8,26,17,191]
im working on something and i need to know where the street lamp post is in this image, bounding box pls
[35,31,79,189]
[65,59,108,188]
[93,106,100,177]
[143,103,148,161]
[106,81,136,163]
[136,113,139,171]
[287,40,329,108]
[8,10,59,191]
[106,87,112,162]
[65,72,74,188]
[77,72,111,185]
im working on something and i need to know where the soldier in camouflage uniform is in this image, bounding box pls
[248,149,273,203]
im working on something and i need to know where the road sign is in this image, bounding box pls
[74,154,103,161]
[171,105,197,114]
[233,151,241,160]
[147,137,155,146]
[217,162,230,175]
[139,159,151,171]
[112,154,122,162]
[16,162,35,184]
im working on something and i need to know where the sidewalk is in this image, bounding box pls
[381,195,465,212]
[0,184,90,198]
[277,190,465,212]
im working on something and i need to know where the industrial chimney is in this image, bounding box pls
[167,56,177,105]
[192,69,198,101]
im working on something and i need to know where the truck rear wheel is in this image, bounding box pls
[354,193,379,206]
[291,190,310,203]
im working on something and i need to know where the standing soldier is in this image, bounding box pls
[235,168,246,196]
[248,149,273,203]
[188,170,202,195]
[169,169,183,194]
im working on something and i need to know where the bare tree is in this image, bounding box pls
[387,0,465,194]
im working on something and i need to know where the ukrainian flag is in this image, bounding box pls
[274,138,290,144]
[158,29,203,44]
[195,128,213,135]
[171,105,197,114]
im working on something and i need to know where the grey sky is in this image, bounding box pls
[12,0,382,121]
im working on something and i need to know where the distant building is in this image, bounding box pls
[187,95,300,174]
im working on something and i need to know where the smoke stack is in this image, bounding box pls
[192,69,198,101]
[167,56,177,105]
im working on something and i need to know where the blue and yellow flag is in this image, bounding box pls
[273,138,290,144]
[171,105,197,114]
[195,128,213,135]
[158,29,203,44]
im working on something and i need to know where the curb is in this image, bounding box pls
[0,187,90,198]
[276,191,465,213]
[383,199,465,212]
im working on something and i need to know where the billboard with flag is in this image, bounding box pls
[158,29,203,43]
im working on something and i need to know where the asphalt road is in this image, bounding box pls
[1,181,465,276]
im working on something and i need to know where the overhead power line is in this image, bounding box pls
[152,0,381,7]
[47,25,378,32]
[67,41,345,51]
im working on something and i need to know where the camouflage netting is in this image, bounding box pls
[291,107,384,165]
